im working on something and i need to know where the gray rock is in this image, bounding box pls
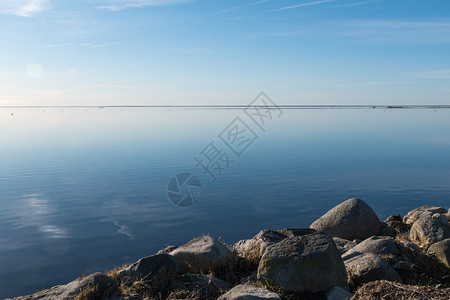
[8,272,119,300]
[326,286,353,300]
[277,228,316,237]
[176,273,230,298]
[218,284,281,300]
[233,230,287,265]
[157,245,178,254]
[403,206,447,225]
[257,232,349,294]
[182,273,229,290]
[118,253,178,286]
[446,213,450,222]
[169,235,232,274]
[333,237,357,255]
[344,253,402,288]
[385,214,402,223]
[384,214,408,233]
[393,261,419,272]
[310,198,380,240]
[379,222,397,237]
[428,238,450,268]
[433,213,449,225]
[409,214,450,248]
[240,271,258,284]
[341,236,399,260]
[109,295,143,300]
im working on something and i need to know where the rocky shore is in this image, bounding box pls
[8,198,450,300]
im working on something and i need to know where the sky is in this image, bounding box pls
[0,0,450,105]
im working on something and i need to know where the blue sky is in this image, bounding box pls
[1,0,450,105]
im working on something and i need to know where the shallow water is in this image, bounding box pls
[1,107,450,298]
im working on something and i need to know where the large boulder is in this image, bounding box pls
[8,272,120,300]
[218,284,281,300]
[169,235,232,274]
[257,231,349,294]
[118,253,178,286]
[233,230,287,265]
[403,205,447,225]
[310,198,380,240]
[341,236,399,260]
[409,214,450,248]
[428,238,450,268]
[344,253,402,288]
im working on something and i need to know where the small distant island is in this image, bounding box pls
[8,198,450,300]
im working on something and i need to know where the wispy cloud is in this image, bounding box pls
[257,20,450,45]
[88,42,120,48]
[94,0,194,11]
[0,0,51,17]
[271,0,335,11]
[331,0,380,8]
[334,80,410,87]
[40,43,73,48]
[339,20,450,44]
[216,0,270,14]
[415,69,450,79]
[40,42,120,49]
[64,68,79,75]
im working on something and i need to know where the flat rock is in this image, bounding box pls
[257,232,349,294]
[8,272,119,300]
[310,198,380,240]
[344,253,402,288]
[428,238,450,268]
[169,235,232,274]
[218,284,281,300]
[409,214,450,248]
[118,253,178,286]
[333,237,357,255]
[341,236,399,260]
[326,286,353,300]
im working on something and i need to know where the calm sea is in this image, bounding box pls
[1,107,450,298]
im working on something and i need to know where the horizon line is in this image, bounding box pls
[1,104,450,109]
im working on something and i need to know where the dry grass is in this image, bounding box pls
[351,280,450,300]
[394,239,450,286]
[73,283,99,300]
[106,263,131,285]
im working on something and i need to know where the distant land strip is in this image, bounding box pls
[1,105,450,109]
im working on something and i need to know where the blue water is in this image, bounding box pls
[1,107,450,298]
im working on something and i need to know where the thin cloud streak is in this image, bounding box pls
[331,0,380,8]
[216,0,270,14]
[415,69,450,79]
[94,0,194,11]
[0,0,51,17]
[89,42,120,48]
[255,20,450,45]
[271,0,335,12]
